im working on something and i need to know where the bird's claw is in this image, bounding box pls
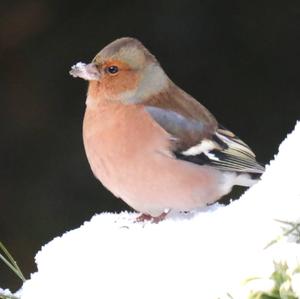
[135,212,168,223]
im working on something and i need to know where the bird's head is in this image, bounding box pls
[70,37,169,105]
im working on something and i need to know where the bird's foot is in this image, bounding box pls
[135,212,168,223]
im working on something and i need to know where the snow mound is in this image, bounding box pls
[20,122,300,299]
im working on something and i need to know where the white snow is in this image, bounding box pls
[69,62,100,81]
[0,288,14,297]
[17,121,300,299]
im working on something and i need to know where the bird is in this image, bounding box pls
[70,37,264,222]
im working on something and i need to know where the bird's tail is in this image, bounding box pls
[234,172,262,187]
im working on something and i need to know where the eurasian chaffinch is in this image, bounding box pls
[70,37,264,222]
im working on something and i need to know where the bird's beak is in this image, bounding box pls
[69,62,100,81]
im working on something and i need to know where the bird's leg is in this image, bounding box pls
[151,212,168,223]
[135,211,169,223]
[135,213,153,222]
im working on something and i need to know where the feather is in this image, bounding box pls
[143,81,264,174]
[175,127,264,173]
[144,105,264,174]
[145,106,211,150]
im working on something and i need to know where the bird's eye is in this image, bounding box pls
[105,65,119,74]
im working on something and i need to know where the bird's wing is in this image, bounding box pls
[144,106,264,174]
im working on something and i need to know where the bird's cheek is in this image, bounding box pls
[87,81,103,100]
[104,72,140,100]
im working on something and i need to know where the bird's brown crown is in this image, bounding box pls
[86,37,169,104]
[93,37,157,68]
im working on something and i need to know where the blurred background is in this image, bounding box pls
[1,0,300,290]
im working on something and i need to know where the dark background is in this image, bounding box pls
[1,0,299,291]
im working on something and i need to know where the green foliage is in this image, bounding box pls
[0,293,20,299]
[0,242,25,282]
[0,242,25,299]
[248,219,300,299]
[248,261,300,299]
[220,220,300,299]
[265,220,300,249]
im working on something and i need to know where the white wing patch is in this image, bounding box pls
[182,139,219,156]
[178,128,264,174]
[181,139,221,161]
[205,152,220,161]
